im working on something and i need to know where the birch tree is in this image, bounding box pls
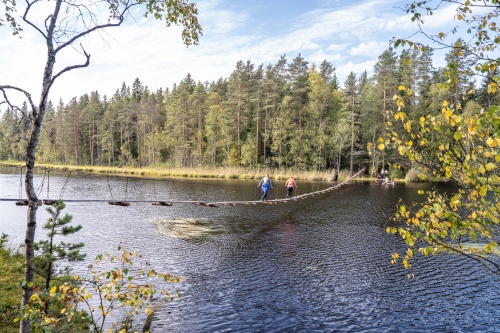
[0,2,201,332]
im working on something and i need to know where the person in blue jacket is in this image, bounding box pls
[257,173,273,201]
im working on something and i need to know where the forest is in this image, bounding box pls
[1,45,496,175]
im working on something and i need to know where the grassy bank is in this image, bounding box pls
[0,247,23,333]
[1,161,363,182]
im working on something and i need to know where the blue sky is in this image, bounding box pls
[0,0,458,106]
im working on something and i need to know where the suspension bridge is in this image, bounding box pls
[0,165,365,207]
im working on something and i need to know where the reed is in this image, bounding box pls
[1,162,362,181]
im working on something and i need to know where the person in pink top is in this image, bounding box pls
[285,175,296,198]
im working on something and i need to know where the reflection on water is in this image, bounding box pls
[1,167,499,332]
[153,217,225,239]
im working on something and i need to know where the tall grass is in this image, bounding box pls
[0,162,362,182]
[0,247,23,333]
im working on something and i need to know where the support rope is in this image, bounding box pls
[59,171,72,200]
[35,169,47,197]
[18,167,23,199]
[107,176,114,200]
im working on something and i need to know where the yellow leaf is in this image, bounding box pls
[480,185,487,197]
[50,286,57,294]
[442,100,448,107]
[486,137,494,146]
[378,143,385,150]
[61,308,66,314]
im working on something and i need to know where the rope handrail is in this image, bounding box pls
[1,168,366,207]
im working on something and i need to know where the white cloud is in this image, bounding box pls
[336,60,377,79]
[350,41,387,56]
[327,43,350,52]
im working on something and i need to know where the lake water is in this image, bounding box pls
[0,166,499,332]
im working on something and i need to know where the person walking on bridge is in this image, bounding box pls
[257,173,273,201]
[285,175,296,198]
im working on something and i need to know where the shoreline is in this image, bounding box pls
[0,161,381,182]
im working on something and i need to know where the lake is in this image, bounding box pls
[0,166,499,332]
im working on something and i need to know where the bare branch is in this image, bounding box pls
[22,0,48,39]
[44,14,52,32]
[0,85,36,112]
[54,2,139,55]
[42,44,90,104]
[431,237,500,274]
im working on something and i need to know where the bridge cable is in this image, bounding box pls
[59,171,72,200]
[125,177,129,202]
[107,176,113,200]
[168,181,173,202]
[18,167,23,199]
[35,169,47,197]
[153,179,157,200]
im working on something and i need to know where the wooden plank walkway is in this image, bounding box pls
[0,169,365,207]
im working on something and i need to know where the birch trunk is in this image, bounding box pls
[21,3,62,332]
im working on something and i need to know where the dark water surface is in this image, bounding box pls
[0,167,499,332]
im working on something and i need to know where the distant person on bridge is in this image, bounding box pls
[285,175,296,198]
[257,173,273,201]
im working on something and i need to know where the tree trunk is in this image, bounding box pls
[350,93,355,175]
[256,105,259,165]
[21,3,62,332]
[382,86,386,169]
[237,85,241,160]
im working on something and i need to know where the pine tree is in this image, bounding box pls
[343,72,359,174]
[33,201,85,314]
[331,73,340,90]
[318,60,336,83]
[373,47,398,168]
[444,39,476,109]
[132,77,143,103]
[287,54,310,130]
